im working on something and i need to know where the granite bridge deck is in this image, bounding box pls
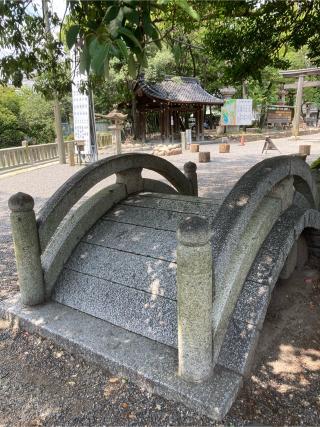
[2,153,320,420]
[54,192,221,348]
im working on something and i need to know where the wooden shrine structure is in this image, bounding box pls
[134,76,223,142]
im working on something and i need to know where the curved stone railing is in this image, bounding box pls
[210,154,319,361]
[37,153,197,252]
[217,205,320,377]
[9,153,197,301]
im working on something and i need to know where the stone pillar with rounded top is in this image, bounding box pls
[116,167,143,195]
[183,162,198,196]
[8,192,44,306]
[176,216,213,382]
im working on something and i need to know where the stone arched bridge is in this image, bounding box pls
[4,153,320,420]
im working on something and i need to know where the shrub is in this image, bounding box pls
[0,104,24,148]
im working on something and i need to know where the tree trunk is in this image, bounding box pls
[259,81,273,129]
[132,93,139,140]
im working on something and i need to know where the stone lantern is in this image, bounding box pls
[220,87,236,100]
[106,109,127,154]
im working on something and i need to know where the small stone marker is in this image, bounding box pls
[299,144,311,156]
[219,143,230,153]
[199,152,210,163]
[190,144,199,153]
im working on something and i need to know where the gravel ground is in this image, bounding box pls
[1,270,319,426]
[0,135,320,426]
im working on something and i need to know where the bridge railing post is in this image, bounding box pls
[176,216,213,382]
[116,167,144,195]
[183,162,198,196]
[8,192,44,306]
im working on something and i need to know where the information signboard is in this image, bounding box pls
[72,73,91,154]
[71,50,97,161]
[221,99,253,126]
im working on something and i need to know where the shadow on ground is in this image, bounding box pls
[228,269,320,425]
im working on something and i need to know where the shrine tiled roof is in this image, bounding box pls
[136,76,223,105]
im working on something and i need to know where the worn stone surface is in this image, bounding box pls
[9,194,44,306]
[0,296,243,421]
[246,217,295,286]
[54,269,178,347]
[270,176,294,211]
[280,241,298,279]
[233,280,270,328]
[42,183,127,297]
[211,156,292,283]
[63,242,177,299]
[212,195,281,361]
[37,153,194,250]
[116,167,143,195]
[218,319,260,376]
[142,178,178,195]
[123,193,219,218]
[104,204,205,231]
[177,217,213,382]
[142,192,213,203]
[83,219,177,261]
[211,155,317,290]
[53,193,219,350]
[296,234,309,271]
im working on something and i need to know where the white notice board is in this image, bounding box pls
[221,99,253,126]
[72,71,91,154]
[236,99,253,125]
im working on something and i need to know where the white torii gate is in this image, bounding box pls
[279,67,320,137]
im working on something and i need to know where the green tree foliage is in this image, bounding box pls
[0,1,69,99]
[18,88,55,145]
[0,88,24,148]
[93,58,132,114]
[0,87,55,149]
[65,0,198,78]
[203,0,320,83]
[93,48,175,115]
[144,47,176,82]
[0,105,24,149]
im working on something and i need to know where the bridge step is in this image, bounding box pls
[53,193,221,347]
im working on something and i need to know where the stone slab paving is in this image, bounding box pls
[84,218,177,261]
[104,204,199,231]
[122,193,220,217]
[54,269,178,347]
[64,241,177,299]
[54,192,216,348]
